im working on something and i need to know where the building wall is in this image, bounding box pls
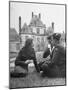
[19,14,54,51]
[32,27,45,35]
[9,42,20,53]
[32,27,37,33]
[40,28,45,34]
[20,33,48,51]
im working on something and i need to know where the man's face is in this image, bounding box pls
[50,37,55,46]
[48,36,53,45]
[51,38,58,46]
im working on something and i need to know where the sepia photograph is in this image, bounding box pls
[9,1,66,89]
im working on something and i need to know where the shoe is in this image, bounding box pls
[10,72,27,78]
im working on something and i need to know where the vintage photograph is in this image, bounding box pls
[9,1,66,89]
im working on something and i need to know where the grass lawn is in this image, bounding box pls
[9,51,66,89]
[10,71,66,89]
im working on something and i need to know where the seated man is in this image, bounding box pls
[39,33,66,78]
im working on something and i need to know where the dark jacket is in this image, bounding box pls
[42,45,66,77]
[43,48,50,58]
[15,47,40,72]
[46,45,66,77]
[49,45,66,66]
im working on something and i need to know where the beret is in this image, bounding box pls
[52,33,61,40]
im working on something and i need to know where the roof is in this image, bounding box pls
[46,26,53,35]
[9,28,20,42]
[29,15,45,27]
[21,23,33,34]
[21,23,28,33]
[22,23,28,30]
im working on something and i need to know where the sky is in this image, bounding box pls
[10,2,65,33]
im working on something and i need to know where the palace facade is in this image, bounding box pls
[19,12,54,51]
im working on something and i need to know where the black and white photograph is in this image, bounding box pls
[9,1,66,89]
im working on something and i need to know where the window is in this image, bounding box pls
[37,28,40,34]
[16,43,20,50]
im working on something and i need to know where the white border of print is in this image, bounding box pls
[0,0,68,90]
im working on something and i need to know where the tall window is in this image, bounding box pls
[37,28,40,34]
[16,43,20,51]
[37,37,40,51]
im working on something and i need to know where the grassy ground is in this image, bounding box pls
[9,51,66,89]
[10,71,66,89]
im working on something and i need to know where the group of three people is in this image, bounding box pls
[10,33,66,78]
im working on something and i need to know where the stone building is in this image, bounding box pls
[9,28,20,58]
[19,12,54,51]
[60,32,66,48]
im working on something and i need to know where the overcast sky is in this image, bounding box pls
[10,2,65,33]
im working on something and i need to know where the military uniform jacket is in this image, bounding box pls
[49,45,66,67]
[47,45,66,77]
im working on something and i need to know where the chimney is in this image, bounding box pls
[19,16,22,48]
[39,13,41,19]
[52,22,54,31]
[19,16,21,35]
[32,12,34,18]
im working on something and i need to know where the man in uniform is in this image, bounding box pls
[39,33,66,77]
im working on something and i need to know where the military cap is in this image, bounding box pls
[52,33,61,41]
